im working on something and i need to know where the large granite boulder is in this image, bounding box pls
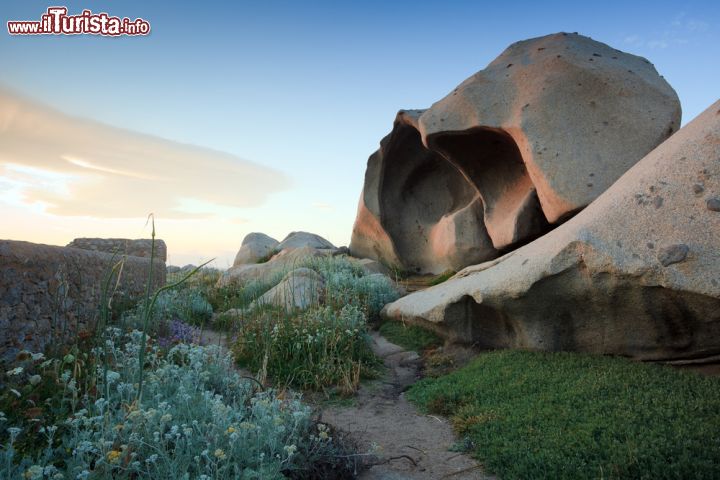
[351,110,497,275]
[276,231,336,251]
[233,232,279,266]
[217,246,330,287]
[351,32,681,274]
[250,268,324,312]
[382,100,720,363]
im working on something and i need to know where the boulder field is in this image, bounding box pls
[350,32,681,274]
[382,100,720,363]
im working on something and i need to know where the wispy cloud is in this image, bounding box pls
[623,11,711,51]
[0,88,291,219]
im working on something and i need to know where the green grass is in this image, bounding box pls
[407,350,720,480]
[429,270,456,286]
[378,321,442,352]
[233,305,381,395]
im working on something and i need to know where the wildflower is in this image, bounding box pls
[107,450,122,463]
[226,426,236,434]
[284,444,297,455]
[214,448,226,460]
[29,374,42,386]
[240,422,255,430]
[319,430,329,440]
[160,413,172,423]
[106,371,120,384]
[6,366,24,376]
[31,352,45,362]
[24,465,43,479]
[8,427,22,441]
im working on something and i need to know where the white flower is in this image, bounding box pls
[6,366,24,376]
[284,444,297,455]
[29,374,42,386]
[106,371,120,384]
[24,465,44,480]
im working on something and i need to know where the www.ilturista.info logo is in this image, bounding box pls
[7,7,150,36]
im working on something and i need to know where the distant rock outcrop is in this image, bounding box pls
[351,32,681,274]
[218,246,330,288]
[233,232,279,266]
[382,100,720,363]
[250,268,324,312]
[276,231,336,251]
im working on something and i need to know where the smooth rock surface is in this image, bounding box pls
[382,99,720,363]
[251,268,324,311]
[350,110,497,274]
[351,32,680,274]
[218,246,330,287]
[232,232,279,266]
[276,231,336,251]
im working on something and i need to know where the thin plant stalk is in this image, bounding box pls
[135,216,214,403]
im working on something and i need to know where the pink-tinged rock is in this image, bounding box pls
[382,99,720,363]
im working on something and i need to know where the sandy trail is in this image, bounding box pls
[200,327,491,479]
[321,332,492,480]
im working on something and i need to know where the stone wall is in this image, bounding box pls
[66,238,167,262]
[0,240,166,361]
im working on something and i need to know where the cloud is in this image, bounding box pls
[623,12,711,51]
[0,88,291,219]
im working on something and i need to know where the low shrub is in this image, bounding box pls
[0,328,357,479]
[233,305,380,395]
[230,256,400,393]
[407,349,720,480]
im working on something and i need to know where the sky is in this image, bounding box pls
[1,0,718,267]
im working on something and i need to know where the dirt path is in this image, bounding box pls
[200,328,491,479]
[321,332,492,480]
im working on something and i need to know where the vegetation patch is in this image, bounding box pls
[429,270,456,286]
[0,329,357,479]
[378,321,442,352]
[231,256,400,394]
[233,304,381,395]
[407,350,720,480]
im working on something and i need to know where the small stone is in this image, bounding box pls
[706,197,720,212]
[653,196,663,208]
[693,184,705,194]
[646,242,654,249]
[658,244,689,267]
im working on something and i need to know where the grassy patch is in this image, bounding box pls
[407,350,720,480]
[429,270,456,286]
[378,321,442,352]
[233,305,381,395]
[231,256,400,394]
